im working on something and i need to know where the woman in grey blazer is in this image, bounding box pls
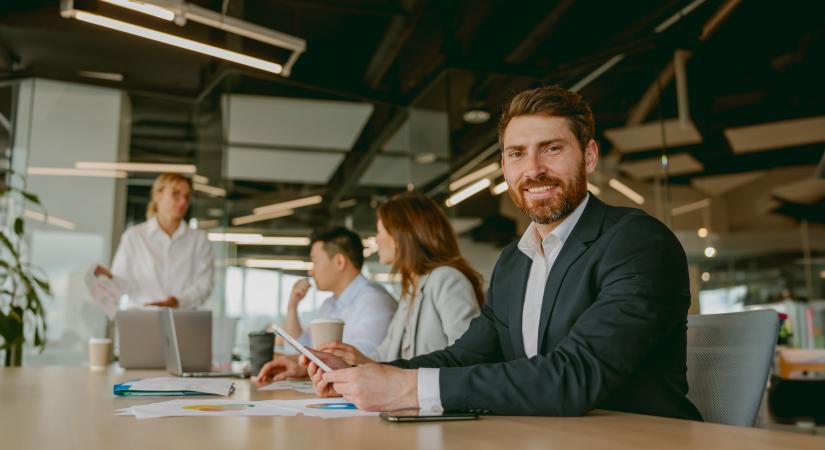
[319,192,483,364]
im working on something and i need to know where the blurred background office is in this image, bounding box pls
[0,0,824,429]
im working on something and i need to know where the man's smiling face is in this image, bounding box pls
[501,114,597,225]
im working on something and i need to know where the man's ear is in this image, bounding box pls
[584,139,599,174]
[334,253,348,271]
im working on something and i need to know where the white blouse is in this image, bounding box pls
[110,217,214,309]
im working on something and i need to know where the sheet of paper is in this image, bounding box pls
[117,399,300,419]
[84,266,128,319]
[124,377,236,396]
[257,380,316,394]
[261,398,379,419]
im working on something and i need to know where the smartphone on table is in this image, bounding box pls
[380,409,479,422]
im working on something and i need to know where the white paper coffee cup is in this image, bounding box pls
[309,319,345,348]
[88,337,112,370]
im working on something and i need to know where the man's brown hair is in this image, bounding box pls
[497,85,595,150]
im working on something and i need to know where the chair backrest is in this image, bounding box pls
[686,309,779,427]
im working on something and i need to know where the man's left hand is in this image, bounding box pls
[146,296,179,308]
[321,364,419,412]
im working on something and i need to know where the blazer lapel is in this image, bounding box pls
[535,196,607,354]
[507,253,532,359]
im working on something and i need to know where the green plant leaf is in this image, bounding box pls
[33,276,51,295]
[14,217,24,236]
[0,231,19,259]
[21,191,41,205]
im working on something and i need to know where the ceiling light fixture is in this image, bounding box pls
[608,178,645,205]
[75,161,196,174]
[445,178,492,207]
[231,209,294,226]
[239,236,311,246]
[704,246,717,258]
[697,227,709,238]
[462,109,491,125]
[244,259,313,271]
[77,70,124,82]
[28,167,127,178]
[586,181,601,196]
[99,0,175,21]
[491,181,509,196]
[24,209,77,230]
[62,0,306,76]
[253,195,323,215]
[193,182,226,197]
[671,198,711,216]
[207,232,263,243]
[449,163,499,192]
[61,8,284,75]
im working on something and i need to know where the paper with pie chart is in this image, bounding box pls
[116,398,378,419]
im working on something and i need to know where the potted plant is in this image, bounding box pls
[0,173,51,366]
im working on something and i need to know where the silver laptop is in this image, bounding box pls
[116,310,166,369]
[159,308,246,378]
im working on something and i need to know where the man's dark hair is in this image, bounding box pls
[498,85,595,151]
[310,227,364,270]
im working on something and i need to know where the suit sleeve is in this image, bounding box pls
[435,215,690,415]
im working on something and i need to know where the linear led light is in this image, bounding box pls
[449,163,499,192]
[492,181,508,196]
[655,0,707,33]
[62,9,284,75]
[244,259,313,271]
[193,182,226,197]
[75,161,197,174]
[445,178,491,207]
[253,195,323,215]
[586,182,601,196]
[570,54,625,93]
[608,178,645,205]
[207,232,263,243]
[99,0,175,21]
[28,167,127,178]
[192,174,209,184]
[231,209,294,226]
[24,209,76,230]
[671,198,711,216]
[238,236,311,246]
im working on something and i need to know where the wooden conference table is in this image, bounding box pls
[1,367,823,450]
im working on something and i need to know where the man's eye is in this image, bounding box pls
[508,151,522,158]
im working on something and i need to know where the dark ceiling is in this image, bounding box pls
[1,0,824,244]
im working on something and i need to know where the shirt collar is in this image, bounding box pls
[147,217,187,240]
[335,274,367,307]
[517,193,590,260]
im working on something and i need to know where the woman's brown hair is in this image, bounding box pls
[377,191,484,305]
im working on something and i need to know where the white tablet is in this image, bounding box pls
[271,323,333,372]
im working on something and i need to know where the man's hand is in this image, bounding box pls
[316,342,374,366]
[146,296,179,308]
[288,279,311,309]
[254,355,306,384]
[322,364,419,412]
[94,265,112,279]
[298,349,350,398]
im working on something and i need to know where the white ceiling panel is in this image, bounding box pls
[725,115,825,154]
[359,154,449,187]
[604,118,702,152]
[226,146,344,184]
[620,153,704,179]
[691,171,766,196]
[223,95,373,150]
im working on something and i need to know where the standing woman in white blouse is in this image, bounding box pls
[95,173,214,309]
[319,191,483,364]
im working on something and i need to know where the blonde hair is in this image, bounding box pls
[146,173,193,219]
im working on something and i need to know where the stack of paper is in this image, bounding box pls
[116,398,378,419]
[84,266,128,320]
[114,378,236,397]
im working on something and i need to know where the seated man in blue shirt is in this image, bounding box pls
[255,227,396,383]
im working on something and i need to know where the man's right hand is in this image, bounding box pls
[94,265,112,279]
[298,349,350,398]
[254,355,306,384]
[288,279,311,309]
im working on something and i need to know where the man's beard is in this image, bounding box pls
[508,162,588,225]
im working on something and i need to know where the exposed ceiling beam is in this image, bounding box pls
[361,0,423,89]
[325,105,409,209]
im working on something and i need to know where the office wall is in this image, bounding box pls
[11,78,129,365]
